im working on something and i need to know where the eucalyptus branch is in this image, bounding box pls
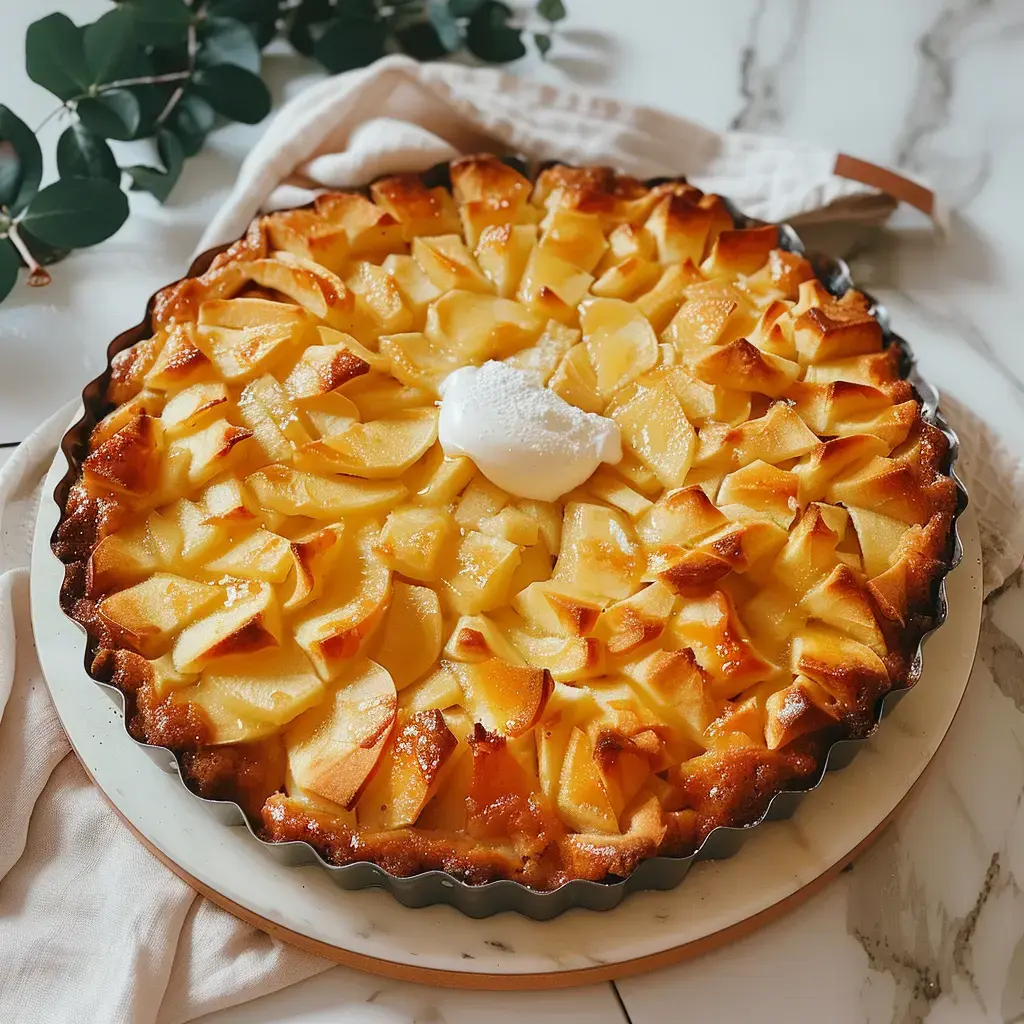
[7,224,51,286]
[1,0,569,306]
[100,71,192,91]
[156,22,198,128]
[33,103,66,134]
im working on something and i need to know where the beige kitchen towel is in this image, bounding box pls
[196,53,924,255]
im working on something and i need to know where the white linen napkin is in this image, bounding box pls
[0,57,1006,1023]
[197,54,940,256]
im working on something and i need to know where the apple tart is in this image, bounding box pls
[55,156,960,893]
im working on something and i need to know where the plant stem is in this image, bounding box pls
[156,21,198,127]
[33,103,66,134]
[7,223,51,286]
[100,71,192,90]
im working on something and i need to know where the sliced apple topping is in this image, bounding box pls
[371,582,443,689]
[580,298,658,398]
[293,525,392,680]
[246,465,406,518]
[284,659,398,809]
[100,574,224,657]
[448,657,552,738]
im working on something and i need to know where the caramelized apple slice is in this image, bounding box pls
[554,502,641,601]
[580,298,658,398]
[448,658,552,738]
[371,582,443,689]
[199,643,325,726]
[355,709,458,829]
[300,407,438,479]
[293,525,392,681]
[612,381,696,489]
[558,727,619,834]
[246,465,406,518]
[375,504,455,581]
[173,581,282,673]
[284,659,398,809]
[99,574,224,658]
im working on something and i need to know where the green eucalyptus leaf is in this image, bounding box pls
[396,20,450,60]
[20,177,129,249]
[84,7,143,85]
[537,0,567,23]
[427,1,462,50]
[534,31,552,57]
[121,0,192,46]
[465,2,526,63]
[128,129,185,203]
[193,65,271,124]
[449,0,485,16]
[208,0,280,49]
[56,124,121,184]
[0,106,43,215]
[287,0,335,55]
[313,14,387,74]
[76,89,142,141]
[16,228,71,268]
[26,13,90,101]
[198,17,262,74]
[168,92,216,157]
[0,238,19,303]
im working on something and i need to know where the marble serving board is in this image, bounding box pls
[30,430,983,986]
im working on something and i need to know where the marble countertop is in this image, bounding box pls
[3,1,1023,1022]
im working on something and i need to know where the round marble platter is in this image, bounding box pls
[31,442,983,990]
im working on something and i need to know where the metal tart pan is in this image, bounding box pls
[51,161,968,920]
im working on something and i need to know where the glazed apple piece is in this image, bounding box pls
[548,342,605,414]
[203,528,293,583]
[504,320,580,384]
[378,331,463,391]
[375,505,455,581]
[99,573,224,658]
[512,579,605,637]
[448,657,552,738]
[534,683,601,803]
[474,223,537,298]
[398,663,463,714]
[298,407,438,479]
[444,530,522,615]
[238,374,311,464]
[88,521,161,597]
[293,524,392,681]
[197,643,325,728]
[173,581,282,674]
[242,254,362,333]
[160,382,230,437]
[283,338,374,404]
[554,502,641,601]
[557,727,620,834]
[412,234,494,294]
[580,298,659,399]
[284,659,398,809]
[516,246,595,325]
[355,709,459,829]
[344,260,415,336]
[443,613,525,665]
[424,289,544,363]
[167,418,254,489]
[246,465,406,519]
[301,392,361,441]
[381,253,442,328]
[611,381,696,490]
[371,582,443,689]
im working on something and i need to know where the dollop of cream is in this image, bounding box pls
[437,361,622,502]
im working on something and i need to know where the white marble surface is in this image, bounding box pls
[3,1,1024,1022]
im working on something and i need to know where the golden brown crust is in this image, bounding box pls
[53,156,960,892]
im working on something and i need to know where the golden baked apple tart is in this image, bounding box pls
[55,156,961,904]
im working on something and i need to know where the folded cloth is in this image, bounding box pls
[196,53,937,255]
[0,57,1002,1024]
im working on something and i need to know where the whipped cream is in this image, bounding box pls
[437,361,622,502]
